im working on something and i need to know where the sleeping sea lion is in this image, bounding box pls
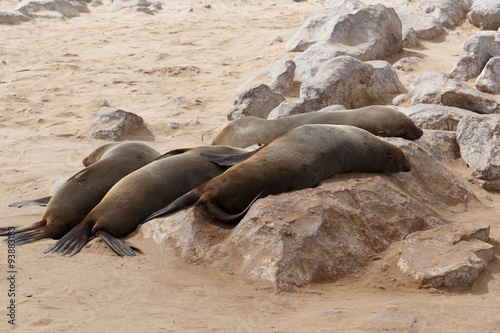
[44,145,253,257]
[2,142,161,245]
[211,105,423,148]
[145,124,411,223]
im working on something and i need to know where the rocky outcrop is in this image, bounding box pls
[476,56,500,94]
[86,107,146,141]
[398,223,494,288]
[416,130,461,163]
[407,70,451,105]
[0,10,30,25]
[468,0,500,31]
[15,0,81,19]
[401,104,476,131]
[141,140,477,292]
[227,84,285,120]
[440,79,500,114]
[450,31,500,81]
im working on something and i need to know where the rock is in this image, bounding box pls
[393,57,425,73]
[68,0,89,13]
[399,12,445,39]
[141,140,477,292]
[0,10,30,25]
[285,1,365,52]
[425,0,471,29]
[402,104,477,131]
[292,4,402,81]
[15,0,80,18]
[267,99,315,119]
[468,177,500,193]
[367,60,405,95]
[450,31,500,81]
[402,28,422,48]
[440,79,500,114]
[468,0,500,31]
[227,84,285,120]
[299,56,376,110]
[476,56,500,94]
[367,307,416,331]
[236,59,296,96]
[416,130,461,163]
[86,107,146,141]
[112,0,161,12]
[407,70,451,105]
[398,223,494,288]
[457,114,500,181]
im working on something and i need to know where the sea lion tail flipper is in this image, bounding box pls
[8,196,52,208]
[44,220,94,256]
[0,220,46,237]
[10,224,64,246]
[205,190,264,223]
[95,231,140,257]
[200,146,264,166]
[143,189,201,223]
[153,148,191,162]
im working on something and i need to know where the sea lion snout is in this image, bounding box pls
[399,152,411,172]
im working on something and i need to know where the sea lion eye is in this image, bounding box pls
[378,130,386,135]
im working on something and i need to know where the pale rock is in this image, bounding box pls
[367,60,405,95]
[86,107,146,141]
[285,1,366,52]
[476,56,500,94]
[236,59,296,96]
[416,130,461,163]
[399,12,445,39]
[457,114,500,181]
[227,84,285,120]
[293,45,348,81]
[267,99,314,119]
[299,56,375,110]
[407,70,450,105]
[450,31,500,81]
[402,104,476,131]
[0,10,30,25]
[393,57,425,73]
[402,28,422,48]
[15,0,80,18]
[112,0,161,12]
[398,223,494,287]
[68,0,89,13]
[367,308,416,331]
[440,79,500,114]
[423,0,471,29]
[468,0,500,31]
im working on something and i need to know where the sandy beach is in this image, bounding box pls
[1,0,500,331]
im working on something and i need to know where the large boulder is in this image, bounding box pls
[450,31,500,81]
[457,114,500,181]
[86,107,146,141]
[401,104,476,131]
[416,130,461,163]
[440,79,500,114]
[467,0,500,31]
[476,56,500,94]
[407,70,451,105]
[292,4,402,81]
[0,10,30,25]
[140,140,478,292]
[235,59,296,96]
[15,0,80,18]
[227,84,285,120]
[398,12,445,40]
[398,223,494,288]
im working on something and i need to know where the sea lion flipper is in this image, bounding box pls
[143,189,201,223]
[205,190,264,223]
[96,231,139,257]
[44,220,93,256]
[8,196,52,208]
[201,146,264,166]
[153,148,191,162]
[0,220,46,238]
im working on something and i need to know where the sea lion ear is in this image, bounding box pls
[387,152,394,162]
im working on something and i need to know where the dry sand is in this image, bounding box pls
[1,0,499,331]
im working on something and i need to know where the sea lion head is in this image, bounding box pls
[375,111,423,140]
[384,145,411,173]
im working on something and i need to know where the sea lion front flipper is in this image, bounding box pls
[44,219,94,256]
[201,146,264,166]
[205,191,264,223]
[8,196,52,208]
[95,231,140,257]
[142,189,201,223]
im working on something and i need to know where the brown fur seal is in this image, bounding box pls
[2,142,161,245]
[145,124,411,223]
[44,145,253,257]
[212,106,423,148]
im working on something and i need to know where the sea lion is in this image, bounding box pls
[44,145,253,257]
[2,142,161,245]
[211,106,423,148]
[145,124,411,223]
